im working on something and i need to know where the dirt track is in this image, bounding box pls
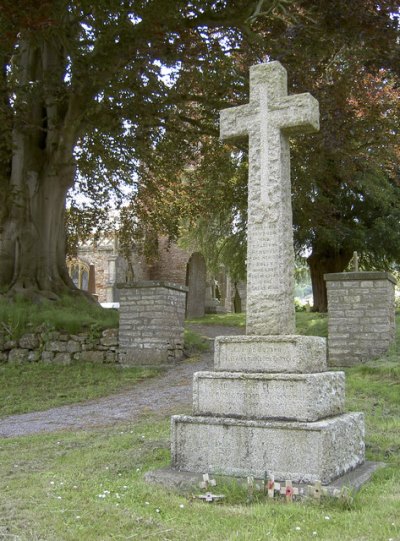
[0,324,244,438]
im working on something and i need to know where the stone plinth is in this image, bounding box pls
[215,335,327,373]
[325,272,396,366]
[117,281,187,366]
[172,334,365,484]
[193,371,345,422]
[171,413,364,484]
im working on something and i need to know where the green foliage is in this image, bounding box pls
[294,298,306,312]
[186,312,246,327]
[0,296,118,339]
[183,329,211,356]
[295,312,328,337]
[186,312,328,337]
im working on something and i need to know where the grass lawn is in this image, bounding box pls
[0,363,159,418]
[0,313,399,540]
[187,311,328,337]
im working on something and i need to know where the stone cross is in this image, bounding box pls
[220,62,319,335]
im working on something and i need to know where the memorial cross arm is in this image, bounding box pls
[220,103,254,140]
[271,93,319,135]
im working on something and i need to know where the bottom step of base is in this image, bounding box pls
[145,461,384,496]
[171,413,365,484]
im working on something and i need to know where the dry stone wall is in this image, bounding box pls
[325,271,396,366]
[0,328,119,364]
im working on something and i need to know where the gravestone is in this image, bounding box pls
[170,62,365,484]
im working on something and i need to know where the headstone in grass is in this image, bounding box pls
[170,62,365,487]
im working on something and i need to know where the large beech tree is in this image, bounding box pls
[0,0,274,300]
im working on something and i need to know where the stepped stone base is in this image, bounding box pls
[215,335,327,373]
[171,412,365,484]
[193,371,345,422]
[145,461,384,496]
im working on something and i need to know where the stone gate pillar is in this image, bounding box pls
[117,281,188,366]
[325,271,396,366]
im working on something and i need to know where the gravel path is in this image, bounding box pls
[0,324,244,438]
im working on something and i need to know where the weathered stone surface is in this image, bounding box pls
[66,340,81,354]
[46,341,67,353]
[82,350,105,363]
[193,371,345,422]
[118,282,187,366]
[41,351,54,362]
[71,334,88,343]
[186,253,207,318]
[171,412,365,484]
[0,352,7,362]
[8,349,30,363]
[53,352,72,365]
[214,335,327,373]
[220,62,319,335]
[325,272,396,366]
[146,461,384,497]
[19,333,39,349]
[119,348,172,367]
[104,351,117,363]
[27,350,40,362]
[3,339,17,350]
[100,328,119,347]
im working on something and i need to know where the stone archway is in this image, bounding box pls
[185,252,207,318]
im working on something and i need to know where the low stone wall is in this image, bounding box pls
[325,271,396,366]
[117,281,188,366]
[0,327,119,364]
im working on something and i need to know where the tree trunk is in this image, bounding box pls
[0,34,86,301]
[0,162,77,300]
[307,249,353,312]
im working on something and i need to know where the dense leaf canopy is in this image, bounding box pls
[0,0,399,307]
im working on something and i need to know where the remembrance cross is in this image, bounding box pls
[220,61,319,335]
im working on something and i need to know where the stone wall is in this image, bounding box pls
[118,281,188,366]
[77,238,149,303]
[0,328,119,364]
[148,237,190,285]
[325,271,396,366]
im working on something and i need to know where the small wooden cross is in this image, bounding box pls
[280,480,299,502]
[266,473,281,498]
[199,473,216,490]
[307,480,327,499]
[198,492,225,503]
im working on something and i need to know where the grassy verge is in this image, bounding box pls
[0,295,119,339]
[0,363,159,418]
[186,311,328,337]
[0,406,399,541]
[186,312,246,327]
[0,314,399,539]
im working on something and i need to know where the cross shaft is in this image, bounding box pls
[220,62,319,335]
